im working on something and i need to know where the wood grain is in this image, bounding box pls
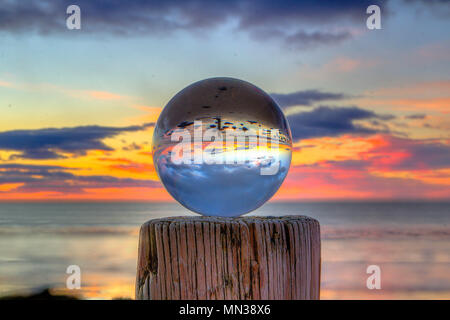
[136,216,321,300]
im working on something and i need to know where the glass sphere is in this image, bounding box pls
[152,78,292,217]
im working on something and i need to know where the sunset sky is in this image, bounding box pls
[0,0,449,201]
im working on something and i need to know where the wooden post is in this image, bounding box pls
[136,216,321,300]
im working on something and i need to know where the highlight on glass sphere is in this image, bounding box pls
[152,77,292,217]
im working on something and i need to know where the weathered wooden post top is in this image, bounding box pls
[136,215,321,300]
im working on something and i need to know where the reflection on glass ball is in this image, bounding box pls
[152,77,292,217]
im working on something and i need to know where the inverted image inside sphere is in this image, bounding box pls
[152,77,292,217]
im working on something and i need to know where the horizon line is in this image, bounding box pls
[0,199,448,204]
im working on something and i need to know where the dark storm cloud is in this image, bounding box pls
[0,163,159,193]
[0,123,153,160]
[2,0,447,47]
[271,89,350,108]
[287,106,394,140]
[0,0,387,49]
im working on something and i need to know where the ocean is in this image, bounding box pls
[0,202,449,299]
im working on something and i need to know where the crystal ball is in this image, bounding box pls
[152,78,292,217]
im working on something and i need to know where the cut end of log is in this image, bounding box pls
[136,216,321,300]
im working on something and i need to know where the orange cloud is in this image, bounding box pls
[358,97,450,114]
[1,123,448,201]
[292,135,388,166]
[275,162,450,201]
[0,183,24,192]
[131,105,163,113]
[326,57,360,72]
[276,133,450,200]
[0,187,170,202]
[371,80,450,98]
[127,105,163,124]
[321,57,379,73]
[88,90,124,100]
[109,162,155,174]
[74,187,170,201]
[384,98,450,114]
[0,77,131,105]
[359,80,450,114]
[0,191,66,201]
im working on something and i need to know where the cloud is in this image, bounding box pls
[0,123,154,159]
[0,1,384,32]
[283,30,352,50]
[250,28,353,50]
[403,0,450,17]
[287,106,394,140]
[359,81,450,113]
[1,1,448,50]
[283,160,449,200]
[276,132,450,200]
[87,91,124,101]
[0,0,389,49]
[369,80,450,98]
[322,57,365,73]
[271,89,350,108]
[0,80,13,88]
[122,142,142,151]
[415,42,450,61]
[368,136,450,171]
[0,163,159,194]
[405,113,427,120]
[406,0,450,3]
[365,97,450,114]
[292,133,450,174]
[0,164,76,184]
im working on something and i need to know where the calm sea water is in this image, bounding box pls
[0,202,449,299]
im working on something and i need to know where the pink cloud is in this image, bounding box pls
[322,57,379,73]
[276,134,450,200]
